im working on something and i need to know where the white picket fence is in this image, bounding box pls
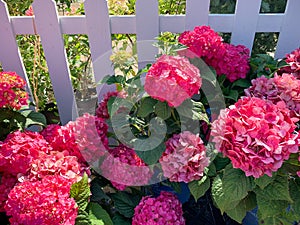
[0,0,300,124]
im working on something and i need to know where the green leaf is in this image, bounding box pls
[20,110,47,127]
[213,154,230,171]
[254,174,276,190]
[134,141,166,165]
[111,192,141,218]
[177,99,209,123]
[231,79,251,88]
[289,178,300,218]
[225,192,257,223]
[87,202,113,225]
[112,213,131,225]
[154,101,171,120]
[90,178,111,203]
[206,162,217,177]
[100,75,125,85]
[137,97,157,117]
[75,209,91,225]
[222,164,255,202]
[211,175,240,213]
[224,89,239,101]
[70,174,90,211]
[188,175,210,201]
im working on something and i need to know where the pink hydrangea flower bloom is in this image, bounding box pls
[100,145,153,190]
[0,131,50,176]
[132,191,185,225]
[0,173,17,212]
[159,131,209,183]
[211,97,299,178]
[278,48,300,78]
[5,175,78,225]
[207,43,250,82]
[96,91,119,119]
[27,151,82,183]
[245,73,300,117]
[178,25,224,59]
[0,71,29,110]
[144,54,202,107]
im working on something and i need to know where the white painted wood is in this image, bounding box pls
[136,0,159,69]
[32,0,78,124]
[0,1,33,100]
[231,0,262,51]
[185,0,210,30]
[84,0,114,101]
[275,0,300,58]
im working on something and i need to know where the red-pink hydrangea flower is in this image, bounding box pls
[159,131,209,183]
[144,54,202,107]
[132,191,185,225]
[0,173,17,212]
[278,48,300,78]
[211,97,299,178]
[0,71,29,110]
[41,113,108,165]
[5,175,78,225]
[245,73,300,117]
[0,131,50,175]
[27,151,82,183]
[207,43,250,82]
[96,91,119,119]
[100,145,152,190]
[178,25,224,59]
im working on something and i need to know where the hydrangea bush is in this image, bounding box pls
[1,25,300,225]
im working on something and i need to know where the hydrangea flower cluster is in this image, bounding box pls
[96,91,119,119]
[0,71,29,110]
[159,131,209,183]
[144,54,202,107]
[27,151,82,183]
[5,175,78,225]
[101,144,152,190]
[41,113,108,166]
[279,48,300,78]
[132,191,185,225]
[0,173,17,212]
[178,25,224,59]
[0,131,50,175]
[245,73,300,116]
[211,96,299,178]
[178,26,250,82]
[207,43,250,82]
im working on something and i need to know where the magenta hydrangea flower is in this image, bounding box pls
[0,173,17,212]
[5,175,78,225]
[0,131,50,176]
[0,71,29,110]
[211,97,299,178]
[132,191,185,225]
[207,43,250,82]
[178,25,224,59]
[96,91,119,119]
[245,73,300,117]
[100,145,153,190]
[144,54,202,107]
[27,151,82,183]
[278,48,300,78]
[41,113,108,165]
[159,131,209,183]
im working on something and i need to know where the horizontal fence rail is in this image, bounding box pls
[0,0,300,124]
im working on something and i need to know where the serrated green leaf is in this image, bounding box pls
[225,89,239,101]
[70,174,90,211]
[289,178,300,218]
[155,101,171,120]
[176,99,209,123]
[75,209,91,225]
[87,202,113,225]
[213,154,230,171]
[20,110,47,127]
[211,175,240,213]
[90,178,111,203]
[206,162,217,177]
[137,97,157,117]
[134,141,165,165]
[231,79,251,88]
[111,192,141,218]
[226,192,257,223]
[222,164,255,202]
[188,176,210,201]
[254,174,276,190]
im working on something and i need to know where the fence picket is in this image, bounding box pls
[136,0,159,69]
[275,0,300,58]
[231,0,262,51]
[0,1,32,99]
[32,0,78,124]
[185,0,210,30]
[84,0,114,100]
